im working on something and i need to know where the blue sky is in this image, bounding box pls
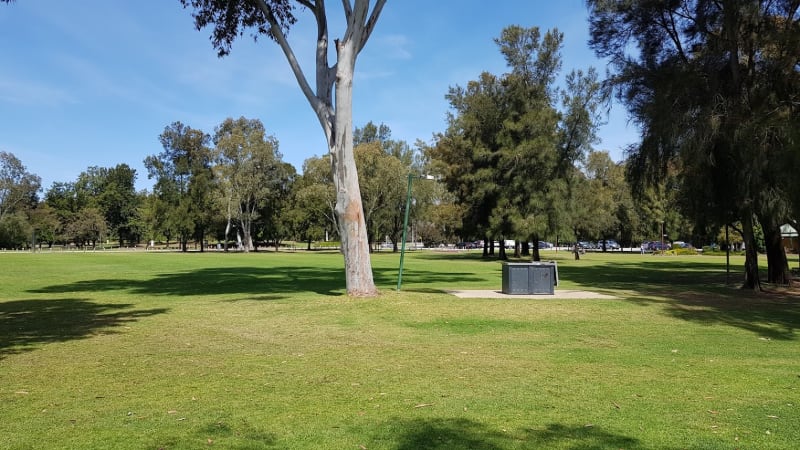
[1,1,637,192]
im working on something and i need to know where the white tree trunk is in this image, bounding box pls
[257,0,385,296]
[224,217,231,251]
[332,39,377,296]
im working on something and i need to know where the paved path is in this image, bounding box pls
[446,289,617,299]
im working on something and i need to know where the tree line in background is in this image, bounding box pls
[0,119,435,254]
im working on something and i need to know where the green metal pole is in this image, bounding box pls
[396,174,414,291]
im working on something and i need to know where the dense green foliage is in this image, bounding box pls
[0,152,40,249]
[212,117,295,252]
[587,0,800,288]
[431,26,608,260]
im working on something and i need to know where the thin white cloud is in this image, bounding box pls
[55,55,142,102]
[0,77,76,107]
[377,34,412,60]
[355,69,395,81]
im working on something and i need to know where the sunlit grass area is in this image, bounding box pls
[1,250,798,449]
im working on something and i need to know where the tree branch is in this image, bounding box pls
[728,222,743,235]
[342,0,353,19]
[297,0,315,10]
[253,0,331,126]
[343,0,368,44]
[312,0,336,108]
[359,0,386,53]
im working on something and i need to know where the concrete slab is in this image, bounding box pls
[445,289,617,299]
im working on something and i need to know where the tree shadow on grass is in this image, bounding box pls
[559,259,731,292]
[385,418,641,450]
[188,419,276,449]
[373,267,488,291]
[27,266,486,299]
[563,260,800,340]
[410,252,503,263]
[27,266,346,298]
[0,298,168,359]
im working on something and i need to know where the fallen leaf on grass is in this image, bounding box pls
[584,423,594,428]
[767,415,779,419]
[708,410,719,415]
[414,403,433,408]
[14,390,29,395]
[168,410,177,414]
[613,402,621,409]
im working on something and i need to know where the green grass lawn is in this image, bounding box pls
[1,249,798,449]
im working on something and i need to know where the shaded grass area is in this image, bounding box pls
[0,298,167,359]
[0,251,798,449]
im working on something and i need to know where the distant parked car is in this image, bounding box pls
[598,239,620,250]
[648,241,670,251]
[577,241,595,249]
[538,241,554,249]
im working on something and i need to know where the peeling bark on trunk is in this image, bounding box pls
[332,39,377,296]
[252,0,384,296]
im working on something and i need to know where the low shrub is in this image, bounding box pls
[671,246,699,255]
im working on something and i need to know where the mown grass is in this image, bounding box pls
[1,249,798,449]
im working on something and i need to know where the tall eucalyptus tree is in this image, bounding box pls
[180,0,386,296]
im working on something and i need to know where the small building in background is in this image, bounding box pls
[781,224,798,253]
